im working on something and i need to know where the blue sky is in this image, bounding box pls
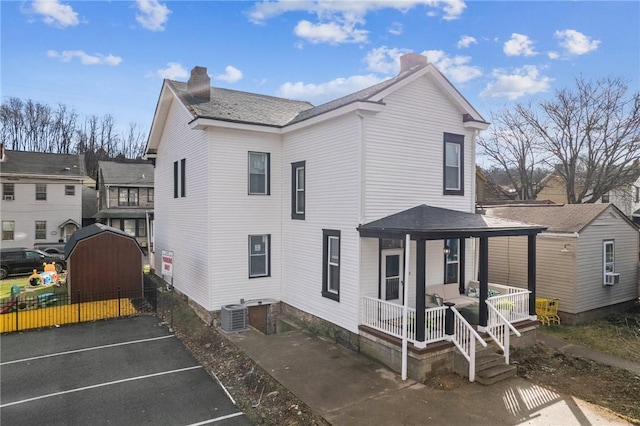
[2,1,639,137]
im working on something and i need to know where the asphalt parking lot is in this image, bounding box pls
[0,316,251,425]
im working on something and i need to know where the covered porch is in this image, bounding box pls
[356,205,546,381]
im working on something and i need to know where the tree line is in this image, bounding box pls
[0,97,147,179]
[478,76,640,203]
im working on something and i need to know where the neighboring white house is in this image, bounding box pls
[604,175,640,225]
[0,147,87,248]
[145,54,546,379]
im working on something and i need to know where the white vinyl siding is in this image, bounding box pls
[363,74,476,223]
[282,114,361,333]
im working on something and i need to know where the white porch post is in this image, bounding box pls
[401,233,411,381]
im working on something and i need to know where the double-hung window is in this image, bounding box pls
[3,183,15,201]
[119,188,139,206]
[35,221,46,240]
[65,185,75,196]
[443,133,464,196]
[248,152,270,195]
[603,240,615,283]
[601,192,610,203]
[2,221,15,240]
[322,229,340,301]
[36,184,47,201]
[249,235,270,278]
[444,239,459,284]
[291,161,305,219]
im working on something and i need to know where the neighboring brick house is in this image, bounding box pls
[0,146,87,248]
[94,160,154,250]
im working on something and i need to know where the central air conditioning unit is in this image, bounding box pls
[604,273,620,286]
[220,304,248,333]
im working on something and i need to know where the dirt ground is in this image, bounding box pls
[161,291,640,425]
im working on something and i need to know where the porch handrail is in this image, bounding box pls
[361,296,416,340]
[487,290,531,324]
[450,306,487,382]
[485,302,521,364]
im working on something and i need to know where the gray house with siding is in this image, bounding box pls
[485,203,639,324]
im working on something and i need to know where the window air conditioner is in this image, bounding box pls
[3,195,14,201]
[604,273,620,286]
[220,304,248,333]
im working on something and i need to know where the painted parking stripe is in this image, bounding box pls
[0,335,175,366]
[185,412,245,425]
[0,366,201,408]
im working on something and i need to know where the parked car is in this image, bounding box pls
[32,241,66,256]
[0,248,66,280]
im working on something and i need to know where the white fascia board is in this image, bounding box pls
[1,173,87,182]
[539,232,580,238]
[189,101,385,135]
[283,101,385,134]
[464,120,490,131]
[146,82,194,154]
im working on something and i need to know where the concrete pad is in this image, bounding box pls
[227,328,630,425]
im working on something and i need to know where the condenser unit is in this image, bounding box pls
[220,304,248,333]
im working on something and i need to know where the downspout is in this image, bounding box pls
[470,129,479,283]
[356,112,367,224]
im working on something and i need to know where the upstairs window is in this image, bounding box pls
[601,192,610,203]
[148,188,154,202]
[291,161,305,219]
[249,152,270,195]
[65,185,75,196]
[3,183,15,201]
[173,160,186,198]
[443,133,464,196]
[118,188,139,206]
[36,184,47,201]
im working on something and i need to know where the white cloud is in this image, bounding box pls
[136,0,171,31]
[214,66,243,83]
[248,1,466,45]
[294,20,368,44]
[156,62,189,79]
[503,33,537,57]
[276,74,385,103]
[420,49,482,83]
[554,29,600,56]
[365,46,411,74]
[457,35,477,49]
[547,51,560,60]
[388,22,403,36]
[28,0,79,28]
[47,50,122,66]
[480,65,552,100]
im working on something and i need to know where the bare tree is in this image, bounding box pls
[119,122,146,159]
[520,76,640,203]
[478,108,550,200]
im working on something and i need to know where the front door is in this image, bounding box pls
[382,249,403,303]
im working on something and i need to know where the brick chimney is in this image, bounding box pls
[399,53,428,74]
[187,66,211,101]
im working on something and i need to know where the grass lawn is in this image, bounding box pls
[539,302,640,364]
[0,274,67,301]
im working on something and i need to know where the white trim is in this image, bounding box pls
[294,165,305,214]
[327,235,340,293]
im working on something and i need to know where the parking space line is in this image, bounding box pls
[0,366,201,408]
[0,335,175,366]
[185,412,245,425]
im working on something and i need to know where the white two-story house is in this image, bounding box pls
[145,54,545,381]
[0,147,87,249]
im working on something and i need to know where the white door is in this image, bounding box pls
[382,249,403,303]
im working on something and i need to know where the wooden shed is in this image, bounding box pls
[484,204,639,324]
[64,223,144,303]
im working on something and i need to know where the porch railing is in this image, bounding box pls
[450,306,487,382]
[360,296,446,345]
[485,303,521,364]
[487,289,531,324]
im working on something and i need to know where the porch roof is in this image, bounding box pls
[357,204,546,239]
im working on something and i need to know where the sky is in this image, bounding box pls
[1,0,639,139]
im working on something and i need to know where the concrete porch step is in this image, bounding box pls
[475,363,517,385]
[475,352,505,371]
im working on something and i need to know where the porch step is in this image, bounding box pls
[475,363,517,385]
[475,352,505,371]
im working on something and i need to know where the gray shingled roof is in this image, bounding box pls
[484,203,614,233]
[358,204,545,239]
[1,150,86,178]
[98,161,154,187]
[169,81,314,127]
[65,223,142,259]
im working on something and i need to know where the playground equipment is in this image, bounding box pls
[0,285,21,314]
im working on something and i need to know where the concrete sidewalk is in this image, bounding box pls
[226,328,630,425]
[537,332,640,374]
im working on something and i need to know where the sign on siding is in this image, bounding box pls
[161,250,174,277]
